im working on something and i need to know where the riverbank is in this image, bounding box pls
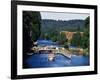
[69,47,89,56]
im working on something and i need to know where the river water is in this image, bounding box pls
[25,40,89,68]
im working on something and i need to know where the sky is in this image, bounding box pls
[40,12,89,21]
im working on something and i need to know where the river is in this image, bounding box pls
[25,40,89,68]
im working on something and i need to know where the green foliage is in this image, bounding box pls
[57,33,67,44]
[48,30,58,42]
[23,11,41,54]
[40,29,59,42]
[81,16,89,49]
[85,16,90,29]
[71,32,82,47]
[23,11,41,42]
[71,16,90,50]
[41,19,85,33]
[81,30,89,49]
[40,29,68,45]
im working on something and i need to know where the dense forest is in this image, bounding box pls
[41,19,85,33]
[23,11,41,53]
[39,19,86,44]
[71,17,89,48]
[71,16,90,55]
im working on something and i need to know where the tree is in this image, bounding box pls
[71,32,82,47]
[71,16,90,49]
[57,33,68,44]
[81,16,90,49]
[47,29,58,42]
[23,11,41,53]
[85,16,90,29]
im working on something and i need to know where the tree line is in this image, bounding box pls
[71,16,90,53]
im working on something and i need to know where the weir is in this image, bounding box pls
[31,46,72,59]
